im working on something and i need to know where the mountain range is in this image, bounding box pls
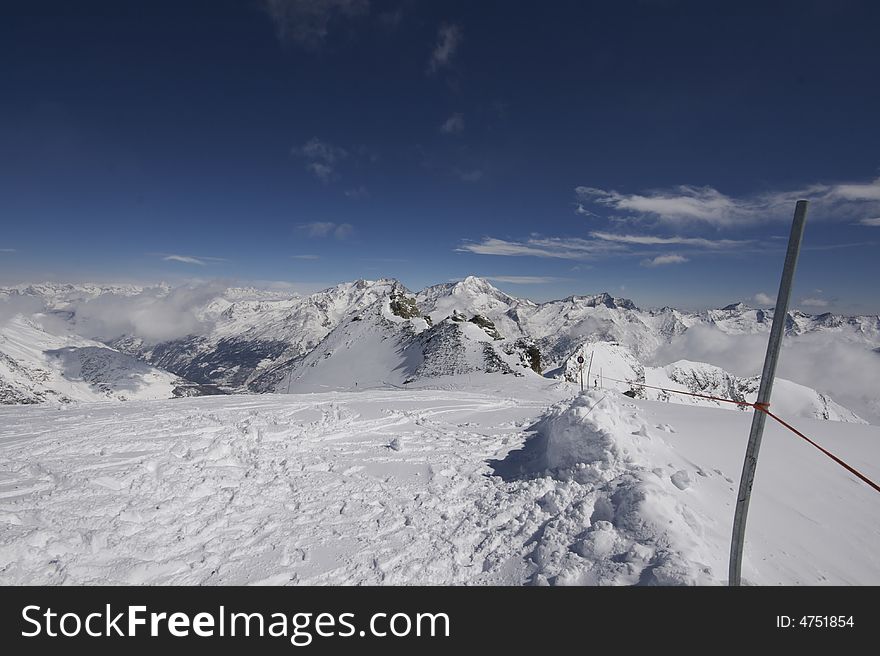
[1,277,877,422]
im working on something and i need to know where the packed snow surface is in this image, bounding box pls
[1,376,877,585]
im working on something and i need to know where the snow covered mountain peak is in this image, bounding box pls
[560,291,638,311]
[457,275,501,292]
[426,275,515,302]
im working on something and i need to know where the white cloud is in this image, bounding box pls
[640,254,688,267]
[858,217,880,226]
[297,221,353,239]
[163,255,206,266]
[800,297,829,308]
[162,254,226,266]
[457,236,626,260]
[299,221,336,237]
[295,138,348,163]
[578,185,739,224]
[0,248,15,253]
[440,113,464,134]
[291,254,320,260]
[590,231,750,249]
[293,137,348,182]
[486,275,568,284]
[0,295,46,326]
[575,177,880,227]
[428,23,462,73]
[333,222,354,239]
[70,283,227,343]
[753,292,775,306]
[460,226,760,264]
[306,162,334,183]
[262,0,369,49]
[455,168,483,183]
[829,180,880,201]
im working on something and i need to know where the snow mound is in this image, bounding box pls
[525,391,721,585]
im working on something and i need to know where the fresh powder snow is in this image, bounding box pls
[1,375,877,585]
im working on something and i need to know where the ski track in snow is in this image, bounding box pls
[0,388,572,585]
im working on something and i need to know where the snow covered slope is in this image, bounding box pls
[256,294,429,393]
[418,278,879,371]
[0,381,876,585]
[0,282,149,308]
[505,390,880,585]
[109,279,407,389]
[417,276,533,341]
[252,295,530,393]
[0,314,185,403]
[558,341,865,423]
[412,318,520,379]
[3,278,878,419]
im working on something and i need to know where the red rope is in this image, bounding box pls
[600,375,880,494]
[759,407,880,494]
[604,376,754,408]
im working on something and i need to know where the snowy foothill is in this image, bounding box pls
[1,374,877,586]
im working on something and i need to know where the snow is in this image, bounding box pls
[4,278,877,423]
[0,314,181,404]
[277,298,425,393]
[1,277,878,586]
[1,375,877,586]
[559,341,865,424]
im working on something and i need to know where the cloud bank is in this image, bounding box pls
[457,236,627,259]
[652,326,880,424]
[70,283,227,343]
[575,177,880,227]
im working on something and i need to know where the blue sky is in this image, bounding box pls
[1,0,879,313]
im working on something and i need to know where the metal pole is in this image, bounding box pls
[586,351,594,392]
[729,200,809,586]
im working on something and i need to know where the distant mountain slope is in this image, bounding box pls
[0,314,188,404]
[558,341,865,424]
[109,279,406,389]
[2,278,877,419]
[251,292,530,393]
[252,293,428,393]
